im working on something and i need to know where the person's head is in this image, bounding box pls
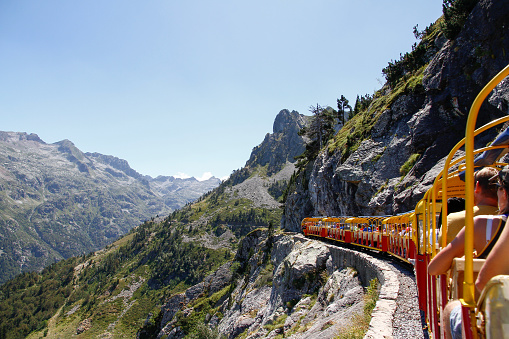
[489,165,509,214]
[474,167,499,204]
[447,197,466,214]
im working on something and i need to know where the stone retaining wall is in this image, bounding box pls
[323,243,400,339]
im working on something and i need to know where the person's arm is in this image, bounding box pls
[428,229,465,275]
[476,219,509,291]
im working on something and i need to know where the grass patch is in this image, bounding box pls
[327,64,427,162]
[400,153,420,176]
[334,278,379,339]
[264,313,288,333]
[255,262,274,288]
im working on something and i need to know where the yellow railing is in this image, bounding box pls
[463,64,509,307]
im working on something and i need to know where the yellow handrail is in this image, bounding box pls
[463,64,509,307]
[440,116,509,248]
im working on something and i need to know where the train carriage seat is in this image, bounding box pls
[477,275,509,339]
[450,258,486,301]
[373,231,380,242]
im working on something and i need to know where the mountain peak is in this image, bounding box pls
[246,109,309,175]
[86,152,142,179]
[273,109,307,134]
[0,131,45,144]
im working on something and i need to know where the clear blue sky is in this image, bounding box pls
[0,1,444,180]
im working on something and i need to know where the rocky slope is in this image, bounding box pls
[4,2,509,338]
[283,0,509,232]
[155,230,424,339]
[157,231,366,339]
[0,131,220,284]
[0,108,311,339]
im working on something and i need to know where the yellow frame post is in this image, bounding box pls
[463,64,509,306]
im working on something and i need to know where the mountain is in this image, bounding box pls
[246,109,309,175]
[0,108,310,339]
[1,1,508,338]
[0,132,221,284]
[282,0,509,231]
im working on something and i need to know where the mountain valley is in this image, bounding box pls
[0,1,508,338]
[0,132,220,284]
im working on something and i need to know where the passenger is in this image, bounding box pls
[429,166,509,339]
[437,197,466,230]
[476,219,509,287]
[428,167,508,275]
[438,167,499,245]
[476,168,509,291]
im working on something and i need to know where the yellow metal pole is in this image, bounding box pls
[463,64,509,306]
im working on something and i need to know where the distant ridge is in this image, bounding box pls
[0,131,220,284]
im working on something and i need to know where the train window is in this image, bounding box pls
[417,216,425,255]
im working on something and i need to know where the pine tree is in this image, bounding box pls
[336,95,352,125]
[306,104,335,150]
[442,0,479,40]
[296,104,335,170]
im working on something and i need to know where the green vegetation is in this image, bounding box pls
[400,153,421,176]
[208,205,279,231]
[0,259,77,339]
[0,161,284,338]
[263,313,288,333]
[267,179,289,202]
[296,104,337,170]
[382,0,479,89]
[173,284,231,337]
[442,0,479,40]
[334,278,380,339]
[382,18,442,88]
[336,95,352,125]
[0,219,229,338]
[353,94,373,116]
[325,18,444,163]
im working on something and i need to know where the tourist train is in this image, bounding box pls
[302,64,509,339]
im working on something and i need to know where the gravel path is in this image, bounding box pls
[313,237,429,339]
[383,258,429,339]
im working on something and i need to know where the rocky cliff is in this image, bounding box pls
[246,109,309,176]
[154,230,422,339]
[0,131,220,284]
[0,108,312,339]
[156,232,365,339]
[283,0,509,232]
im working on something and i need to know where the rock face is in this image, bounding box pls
[156,231,418,339]
[0,132,221,284]
[157,232,368,339]
[246,109,308,175]
[282,0,509,232]
[174,108,310,249]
